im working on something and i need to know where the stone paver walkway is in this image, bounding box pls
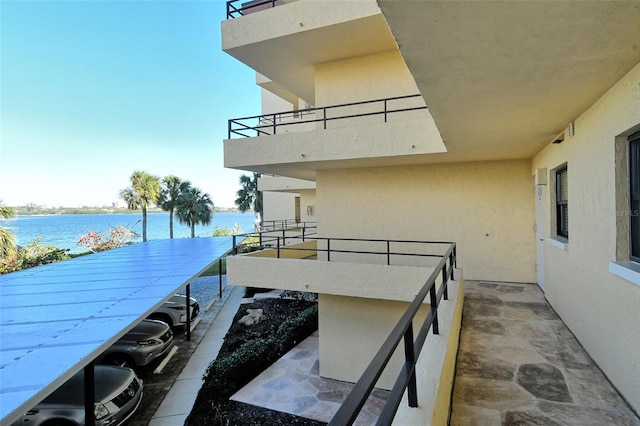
[451,281,640,426]
[231,331,389,425]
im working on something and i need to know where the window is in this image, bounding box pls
[556,166,568,239]
[630,131,640,262]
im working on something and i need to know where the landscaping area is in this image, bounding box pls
[185,292,325,426]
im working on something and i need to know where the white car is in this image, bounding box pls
[148,294,199,328]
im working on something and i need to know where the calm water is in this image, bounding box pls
[1,212,257,253]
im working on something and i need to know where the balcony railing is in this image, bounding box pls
[227,94,427,139]
[230,232,457,423]
[226,0,284,19]
[330,242,456,425]
[260,219,316,232]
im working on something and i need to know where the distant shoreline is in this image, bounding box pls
[9,206,240,216]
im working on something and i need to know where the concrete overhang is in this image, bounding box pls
[378,0,640,161]
[258,176,316,192]
[222,0,398,105]
[224,113,446,180]
[256,73,299,106]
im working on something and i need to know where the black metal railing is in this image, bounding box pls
[226,0,284,19]
[329,242,456,425]
[230,233,457,424]
[228,94,427,139]
[261,219,316,232]
[233,232,452,266]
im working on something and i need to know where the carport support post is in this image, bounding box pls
[218,257,223,298]
[186,283,191,341]
[84,362,95,426]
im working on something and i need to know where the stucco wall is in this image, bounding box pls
[315,50,419,106]
[531,62,640,412]
[262,191,296,222]
[299,189,316,222]
[319,293,430,390]
[317,160,536,282]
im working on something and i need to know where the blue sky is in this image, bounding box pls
[1,0,260,208]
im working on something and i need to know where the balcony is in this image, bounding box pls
[226,0,286,19]
[226,231,462,424]
[224,95,446,179]
[221,0,395,104]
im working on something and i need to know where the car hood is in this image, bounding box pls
[42,365,136,405]
[118,319,170,342]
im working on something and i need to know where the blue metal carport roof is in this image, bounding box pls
[0,237,232,425]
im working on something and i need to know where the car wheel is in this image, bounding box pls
[104,354,135,369]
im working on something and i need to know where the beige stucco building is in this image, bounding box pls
[221,0,640,423]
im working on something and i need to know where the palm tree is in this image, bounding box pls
[175,187,214,238]
[120,171,161,242]
[159,176,191,239]
[0,201,17,259]
[235,173,262,216]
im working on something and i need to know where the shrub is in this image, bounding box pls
[1,237,70,274]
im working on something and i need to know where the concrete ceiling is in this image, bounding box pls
[378,0,640,161]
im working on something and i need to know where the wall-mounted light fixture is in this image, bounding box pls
[306,205,313,216]
[568,121,575,137]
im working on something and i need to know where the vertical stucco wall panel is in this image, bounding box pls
[315,50,419,107]
[317,160,536,282]
[532,62,640,412]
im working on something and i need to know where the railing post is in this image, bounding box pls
[282,229,286,247]
[228,119,232,139]
[302,226,306,242]
[403,325,418,407]
[384,99,388,123]
[277,236,280,258]
[450,250,455,281]
[327,239,331,262]
[429,284,439,335]
[259,232,263,248]
[442,264,449,301]
[273,113,277,135]
[387,240,390,265]
[186,283,191,341]
[219,258,223,298]
[232,235,237,255]
[323,107,327,130]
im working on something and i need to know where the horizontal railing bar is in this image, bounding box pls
[227,94,428,138]
[231,106,427,135]
[376,361,418,425]
[231,94,424,122]
[234,233,453,246]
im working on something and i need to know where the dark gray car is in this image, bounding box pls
[97,319,174,369]
[11,365,143,426]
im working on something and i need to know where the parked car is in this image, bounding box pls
[147,294,199,328]
[97,319,174,369]
[11,365,143,426]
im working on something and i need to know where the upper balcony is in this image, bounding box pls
[224,94,446,180]
[221,0,396,105]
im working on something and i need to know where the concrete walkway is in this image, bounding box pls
[451,281,640,425]
[147,285,246,426]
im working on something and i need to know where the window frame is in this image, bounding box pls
[555,165,569,239]
[629,131,640,263]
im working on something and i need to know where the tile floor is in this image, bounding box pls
[451,281,640,426]
[231,331,389,425]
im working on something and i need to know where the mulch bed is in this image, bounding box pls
[185,296,326,426]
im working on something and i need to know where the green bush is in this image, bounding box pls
[202,303,318,398]
[1,237,70,274]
